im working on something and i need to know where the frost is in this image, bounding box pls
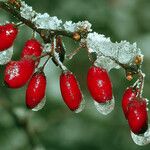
[76,21,92,32]
[131,125,150,146]
[20,1,36,20]
[43,43,52,53]
[63,21,76,32]
[33,13,62,30]
[0,46,13,65]
[95,55,120,72]
[63,20,92,32]
[86,32,142,71]
[117,41,141,64]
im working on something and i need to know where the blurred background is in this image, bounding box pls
[0,0,150,149]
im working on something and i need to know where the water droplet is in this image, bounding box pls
[131,124,150,146]
[75,98,85,113]
[0,46,13,65]
[32,96,46,111]
[94,97,115,115]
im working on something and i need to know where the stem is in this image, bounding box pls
[41,55,51,71]
[0,1,74,43]
[137,71,145,98]
[66,46,82,60]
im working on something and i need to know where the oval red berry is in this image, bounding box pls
[0,23,18,51]
[122,87,138,119]
[127,99,148,134]
[60,71,83,111]
[26,72,46,109]
[21,39,42,58]
[87,66,112,103]
[4,58,35,88]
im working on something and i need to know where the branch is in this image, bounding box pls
[0,0,143,77]
[0,1,74,43]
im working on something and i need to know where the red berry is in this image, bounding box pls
[4,58,35,88]
[122,87,138,119]
[87,66,112,103]
[60,71,83,111]
[127,98,148,134]
[0,23,18,51]
[26,72,46,109]
[21,39,42,58]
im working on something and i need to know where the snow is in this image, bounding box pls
[33,13,62,30]
[86,32,142,71]
[0,46,13,65]
[20,1,36,20]
[9,0,143,72]
[64,20,92,32]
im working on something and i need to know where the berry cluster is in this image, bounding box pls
[0,21,149,146]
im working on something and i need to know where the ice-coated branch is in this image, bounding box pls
[0,0,144,76]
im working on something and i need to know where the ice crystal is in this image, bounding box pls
[131,125,150,146]
[20,1,36,20]
[86,32,142,71]
[63,20,92,32]
[75,97,85,113]
[33,13,62,30]
[76,21,92,32]
[32,96,46,111]
[43,43,52,53]
[63,21,76,32]
[94,97,115,115]
[0,46,13,65]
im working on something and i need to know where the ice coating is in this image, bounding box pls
[33,13,62,30]
[75,97,85,113]
[32,96,46,111]
[86,32,142,71]
[131,124,150,146]
[20,1,36,20]
[7,63,19,80]
[0,46,13,65]
[94,97,115,115]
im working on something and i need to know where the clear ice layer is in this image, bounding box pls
[32,96,46,111]
[94,97,115,115]
[0,46,13,65]
[131,124,150,146]
[75,98,85,113]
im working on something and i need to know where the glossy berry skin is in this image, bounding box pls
[4,58,35,88]
[87,66,112,103]
[0,23,18,51]
[26,72,46,109]
[21,39,42,58]
[60,71,82,111]
[122,87,138,119]
[127,99,148,134]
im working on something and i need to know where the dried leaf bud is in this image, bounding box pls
[73,32,81,41]
[126,72,133,81]
[134,55,143,65]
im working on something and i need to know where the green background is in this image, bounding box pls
[0,0,150,149]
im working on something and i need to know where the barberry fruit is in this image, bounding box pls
[122,87,138,119]
[4,58,35,88]
[21,39,42,58]
[87,66,112,103]
[26,72,46,109]
[60,71,83,111]
[127,98,148,134]
[0,23,18,51]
